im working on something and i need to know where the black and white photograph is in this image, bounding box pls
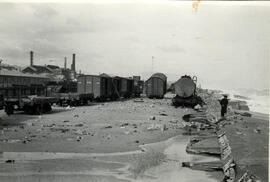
[0,0,269,182]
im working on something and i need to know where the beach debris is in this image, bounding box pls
[240,112,252,117]
[42,123,56,128]
[134,99,144,102]
[121,123,129,127]
[149,116,156,120]
[106,134,112,140]
[134,140,140,143]
[162,124,168,131]
[66,106,75,110]
[74,129,88,135]
[1,139,21,143]
[63,120,70,123]
[194,104,202,110]
[5,160,15,163]
[132,124,138,128]
[236,131,243,135]
[76,136,83,142]
[75,123,84,127]
[22,137,31,144]
[159,113,168,116]
[182,162,193,167]
[27,122,34,127]
[253,128,261,134]
[147,124,166,131]
[124,131,130,135]
[50,128,69,133]
[104,125,112,129]
[169,120,178,124]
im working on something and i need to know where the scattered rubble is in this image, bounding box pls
[76,136,83,142]
[104,125,112,129]
[159,113,168,116]
[75,123,84,127]
[5,160,15,163]
[253,128,261,134]
[147,124,167,131]
[240,112,252,117]
[194,104,202,111]
[1,139,21,143]
[121,123,129,127]
[134,99,144,102]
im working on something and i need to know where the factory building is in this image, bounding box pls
[22,51,77,81]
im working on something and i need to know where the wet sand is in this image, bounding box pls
[223,112,269,181]
[0,135,223,182]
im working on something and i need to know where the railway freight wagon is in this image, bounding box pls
[46,81,93,106]
[172,75,203,107]
[145,73,167,99]
[100,74,134,99]
[0,72,57,115]
[78,75,119,101]
[118,77,134,98]
[133,76,144,97]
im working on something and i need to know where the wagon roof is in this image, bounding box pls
[99,73,118,78]
[150,73,167,82]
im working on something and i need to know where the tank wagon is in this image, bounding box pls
[172,75,203,107]
[145,73,167,99]
[0,72,57,115]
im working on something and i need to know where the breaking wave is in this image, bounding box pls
[221,89,269,114]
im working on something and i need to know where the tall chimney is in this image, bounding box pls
[30,51,34,66]
[72,53,76,71]
[64,57,67,69]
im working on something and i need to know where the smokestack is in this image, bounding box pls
[30,51,34,66]
[72,54,76,71]
[64,57,67,69]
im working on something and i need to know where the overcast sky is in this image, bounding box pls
[0,1,269,90]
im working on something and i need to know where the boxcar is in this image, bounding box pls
[78,75,120,101]
[118,77,134,98]
[133,76,144,97]
[145,73,167,99]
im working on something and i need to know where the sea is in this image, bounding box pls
[221,88,269,115]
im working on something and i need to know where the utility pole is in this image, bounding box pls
[152,56,154,74]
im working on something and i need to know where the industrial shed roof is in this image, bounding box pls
[0,68,48,78]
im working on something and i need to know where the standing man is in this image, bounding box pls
[219,95,229,118]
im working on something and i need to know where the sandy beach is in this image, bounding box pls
[0,98,223,182]
[0,95,268,182]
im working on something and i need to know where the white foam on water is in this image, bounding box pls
[221,89,269,115]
